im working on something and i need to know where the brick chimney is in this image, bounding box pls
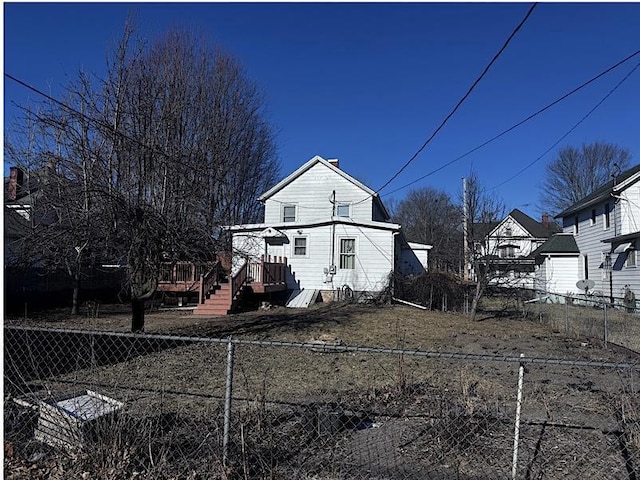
[7,166,24,201]
[327,158,340,169]
[541,213,549,228]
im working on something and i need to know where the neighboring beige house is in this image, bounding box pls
[228,155,431,303]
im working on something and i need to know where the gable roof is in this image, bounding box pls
[258,155,391,220]
[507,209,560,238]
[556,163,640,218]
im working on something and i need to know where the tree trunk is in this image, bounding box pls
[131,298,145,332]
[470,280,485,321]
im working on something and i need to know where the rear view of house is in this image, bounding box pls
[229,155,430,304]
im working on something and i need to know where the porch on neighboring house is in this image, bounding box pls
[156,256,288,315]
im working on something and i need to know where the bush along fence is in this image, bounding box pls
[522,289,640,354]
[4,325,640,479]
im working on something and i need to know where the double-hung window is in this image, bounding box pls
[627,249,637,268]
[293,237,307,257]
[604,204,611,229]
[339,238,355,269]
[282,205,296,222]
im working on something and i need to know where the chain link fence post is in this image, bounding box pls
[511,353,526,480]
[223,337,235,468]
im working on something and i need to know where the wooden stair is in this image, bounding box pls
[194,282,233,316]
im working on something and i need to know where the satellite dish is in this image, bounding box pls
[576,279,595,293]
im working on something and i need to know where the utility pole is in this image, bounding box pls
[462,177,469,281]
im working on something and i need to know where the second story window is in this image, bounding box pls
[282,205,296,222]
[504,227,512,237]
[574,216,579,235]
[591,209,596,225]
[336,204,350,217]
[499,246,516,258]
[604,203,611,229]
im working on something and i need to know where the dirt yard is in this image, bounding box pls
[5,301,640,479]
[7,300,639,362]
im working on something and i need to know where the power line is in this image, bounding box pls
[5,72,192,170]
[375,3,538,194]
[488,61,640,192]
[383,48,640,198]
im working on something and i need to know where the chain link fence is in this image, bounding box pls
[4,325,640,479]
[522,290,640,354]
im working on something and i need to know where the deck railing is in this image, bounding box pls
[159,261,217,293]
[198,261,222,305]
[232,262,248,299]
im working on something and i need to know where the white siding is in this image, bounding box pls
[539,256,580,295]
[562,202,613,294]
[263,162,374,225]
[486,218,535,257]
[619,182,640,235]
[232,223,395,293]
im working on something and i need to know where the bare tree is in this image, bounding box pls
[463,172,508,320]
[540,142,631,214]
[6,25,280,330]
[392,187,463,272]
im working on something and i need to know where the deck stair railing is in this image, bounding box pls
[198,261,222,305]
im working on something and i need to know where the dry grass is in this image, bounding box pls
[5,301,640,479]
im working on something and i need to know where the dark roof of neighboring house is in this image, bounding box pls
[556,163,640,218]
[471,221,500,242]
[530,234,580,257]
[508,208,560,238]
[4,206,30,239]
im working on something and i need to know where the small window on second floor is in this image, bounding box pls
[604,203,611,229]
[574,216,579,235]
[504,227,512,237]
[336,204,350,217]
[282,205,296,222]
[591,208,596,225]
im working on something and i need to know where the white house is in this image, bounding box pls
[474,209,559,289]
[535,163,639,304]
[228,155,431,302]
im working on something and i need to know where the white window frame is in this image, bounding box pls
[282,204,297,223]
[339,237,356,270]
[292,236,308,257]
[626,249,637,268]
[336,203,351,218]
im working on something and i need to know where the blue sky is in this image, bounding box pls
[4,2,640,219]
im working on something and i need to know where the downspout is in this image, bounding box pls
[393,231,401,298]
[330,190,336,268]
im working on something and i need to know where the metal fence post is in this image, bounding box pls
[223,337,235,468]
[603,303,608,348]
[512,353,525,480]
[565,299,569,334]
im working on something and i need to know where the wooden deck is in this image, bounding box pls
[157,256,288,310]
